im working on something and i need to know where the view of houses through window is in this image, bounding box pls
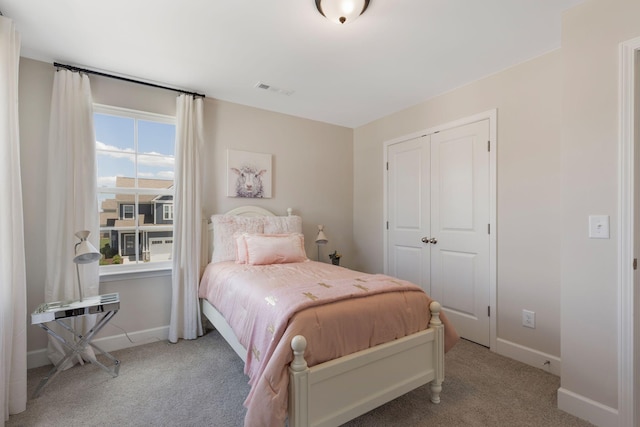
[94,105,176,272]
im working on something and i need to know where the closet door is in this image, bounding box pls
[387,135,431,291]
[386,119,491,346]
[430,120,490,347]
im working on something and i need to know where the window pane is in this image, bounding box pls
[138,120,175,157]
[94,114,134,151]
[137,154,174,183]
[98,230,124,266]
[140,190,173,263]
[141,228,173,263]
[96,152,135,188]
[98,191,121,266]
[98,193,118,228]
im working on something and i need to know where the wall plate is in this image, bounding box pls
[588,215,609,239]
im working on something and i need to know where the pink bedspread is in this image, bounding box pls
[199,260,458,427]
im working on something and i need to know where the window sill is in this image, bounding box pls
[99,265,172,283]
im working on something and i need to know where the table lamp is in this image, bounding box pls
[73,230,102,301]
[315,225,328,261]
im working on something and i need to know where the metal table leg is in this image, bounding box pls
[33,310,121,398]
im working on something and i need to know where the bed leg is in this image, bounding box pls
[429,301,445,404]
[289,335,309,427]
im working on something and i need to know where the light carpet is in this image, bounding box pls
[7,331,594,426]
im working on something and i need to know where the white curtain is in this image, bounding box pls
[0,15,27,422]
[45,69,99,365]
[169,94,204,342]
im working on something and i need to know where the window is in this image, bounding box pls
[94,104,176,275]
[122,204,134,220]
[163,203,174,221]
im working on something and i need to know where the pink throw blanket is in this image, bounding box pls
[243,275,424,388]
[199,261,459,426]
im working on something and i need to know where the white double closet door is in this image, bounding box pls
[387,119,491,346]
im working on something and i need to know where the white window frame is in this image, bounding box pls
[122,204,134,220]
[95,104,176,280]
[163,203,174,221]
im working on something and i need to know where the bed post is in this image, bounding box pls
[289,335,309,427]
[429,301,444,404]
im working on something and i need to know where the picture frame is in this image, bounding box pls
[227,149,273,198]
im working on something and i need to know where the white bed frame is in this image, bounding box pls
[202,206,445,427]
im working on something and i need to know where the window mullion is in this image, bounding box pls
[134,118,139,264]
[135,192,140,264]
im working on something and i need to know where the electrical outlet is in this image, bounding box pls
[522,309,535,329]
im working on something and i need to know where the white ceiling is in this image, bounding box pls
[2,0,584,128]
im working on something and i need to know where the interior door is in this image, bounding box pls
[386,119,491,347]
[429,120,491,347]
[387,136,431,290]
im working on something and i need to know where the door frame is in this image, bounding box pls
[617,36,638,427]
[383,109,497,350]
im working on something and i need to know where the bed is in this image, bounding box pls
[199,206,458,427]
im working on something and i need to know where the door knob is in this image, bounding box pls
[421,237,430,243]
[429,238,438,244]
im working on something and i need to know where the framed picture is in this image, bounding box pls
[227,149,273,198]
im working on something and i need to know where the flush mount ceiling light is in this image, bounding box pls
[315,0,370,24]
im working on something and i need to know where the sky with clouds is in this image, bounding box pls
[94,112,175,189]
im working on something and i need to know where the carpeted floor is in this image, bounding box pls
[7,331,594,426]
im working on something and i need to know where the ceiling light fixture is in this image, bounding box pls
[315,0,370,24]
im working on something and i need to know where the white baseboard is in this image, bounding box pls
[494,338,561,376]
[27,326,170,369]
[495,339,619,427]
[557,387,618,427]
[26,348,52,370]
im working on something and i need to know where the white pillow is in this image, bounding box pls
[211,215,264,263]
[263,215,303,234]
[244,233,307,265]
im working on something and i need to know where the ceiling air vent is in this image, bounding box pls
[254,81,294,96]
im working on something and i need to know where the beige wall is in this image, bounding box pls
[354,50,564,358]
[19,58,353,357]
[20,0,639,422]
[200,98,354,259]
[560,0,640,418]
[354,0,640,424]
[20,59,55,354]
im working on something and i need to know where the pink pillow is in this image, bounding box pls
[244,233,307,265]
[235,232,249,264]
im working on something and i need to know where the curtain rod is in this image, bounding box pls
[53,62,206,99]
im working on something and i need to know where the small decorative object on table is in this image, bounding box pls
[329,250,341,266]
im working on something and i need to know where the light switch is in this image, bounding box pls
[588,215,610,239]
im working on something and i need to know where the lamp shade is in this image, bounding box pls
[316,0,370,24]
[315,225,328,244]
[73,230,101,264]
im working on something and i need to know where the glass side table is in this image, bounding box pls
[31,293,121,398]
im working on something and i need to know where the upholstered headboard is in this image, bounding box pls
[206,206,294,262]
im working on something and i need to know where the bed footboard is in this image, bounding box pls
[289,301,445,427]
